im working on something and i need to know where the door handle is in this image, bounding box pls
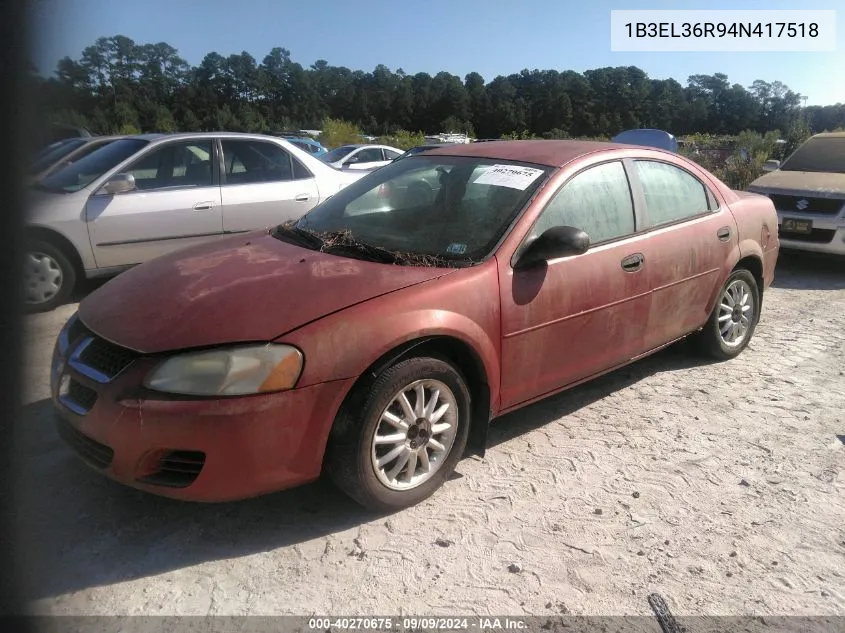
[193,201,215,211]
[717,226,732,241]
[621,253,645,272]
[294,193,311,202]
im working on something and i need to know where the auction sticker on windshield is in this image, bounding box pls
[473,164,544,190]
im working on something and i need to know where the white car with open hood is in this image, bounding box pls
[25,132,368,311]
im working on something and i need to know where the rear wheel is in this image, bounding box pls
[693,269,759,360]
[23,240,76,312]
[326,356,471,511]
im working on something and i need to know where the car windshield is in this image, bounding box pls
[36,138,149,193]
[29,138,88,175]
[280,155,552,266]
[322,146,356,162]
[780,137,845,173]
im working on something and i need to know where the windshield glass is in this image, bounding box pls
[781,137,845,173]
[38,138,149,193]
[322,146,356,162]
[29,138,87,175]
[290,155,552,265]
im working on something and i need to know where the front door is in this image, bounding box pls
[86,139,222,268]
[499,160,652,409]
[219,138,321,233]
[629,159,737,350]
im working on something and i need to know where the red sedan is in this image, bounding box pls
[51,140,780,510]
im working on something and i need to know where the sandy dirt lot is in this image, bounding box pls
[14,252,845,617]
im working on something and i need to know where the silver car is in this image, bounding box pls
[25,132,368,311]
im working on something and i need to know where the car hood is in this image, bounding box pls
[748,170,845,195]
[79,231,457,354]
[27,187,85,218]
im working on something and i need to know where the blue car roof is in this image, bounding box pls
[612,129,678,153]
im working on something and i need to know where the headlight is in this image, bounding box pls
[144,344,303,396]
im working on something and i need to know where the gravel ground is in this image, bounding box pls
[14,251,845,617]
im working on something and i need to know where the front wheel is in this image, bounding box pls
[23,240,76,313]
[325,356,471,511]
[693,269,760,360]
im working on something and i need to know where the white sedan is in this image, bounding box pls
[319,144,403,171]
[25,132,368,311]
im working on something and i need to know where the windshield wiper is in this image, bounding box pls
[316,230,401,264]
[270,223,324,250]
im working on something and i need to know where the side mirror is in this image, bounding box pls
[515,226,590,269]
[762,159,780,173]
[100,173,136,195]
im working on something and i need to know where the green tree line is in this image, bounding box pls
[32,35,845,139]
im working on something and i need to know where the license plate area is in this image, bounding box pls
[781,218,813,235]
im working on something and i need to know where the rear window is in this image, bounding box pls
[322,146,356,162]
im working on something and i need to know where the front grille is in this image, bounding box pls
[138,450,206,488]
[63,378,98,413]
[67,317,89,346]
[76,336,138,381]
[55,416,114,470]
[779,227,836,244]
[769,194,844,215]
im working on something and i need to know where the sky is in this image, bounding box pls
[29,0,845,106]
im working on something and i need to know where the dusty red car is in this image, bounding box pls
[51,140,780,510]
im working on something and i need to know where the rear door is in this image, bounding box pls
[86,138,223,268]
[628,158,736,350]
[219,138,320,233]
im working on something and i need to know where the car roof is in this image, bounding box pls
[425,139,625,168]
[811,132,845,139]
[124,132,302,143]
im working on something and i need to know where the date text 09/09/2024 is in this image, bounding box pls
[307,617,528,630]
[624,22,819,38]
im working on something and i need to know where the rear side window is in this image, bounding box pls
[533,161,636,245]
[635,160,712,227]
[222,140,311,183]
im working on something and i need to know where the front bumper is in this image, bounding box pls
[50,329,354,502]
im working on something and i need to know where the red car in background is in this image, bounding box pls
[51,140,780,510]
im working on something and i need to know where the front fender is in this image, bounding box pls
[280,262,503,412]
[289,308,500,400]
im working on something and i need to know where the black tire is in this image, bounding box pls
[692,268,760,360]
[325,356,471,511]
[23,239,77,313]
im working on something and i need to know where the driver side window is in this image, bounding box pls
[533,161,635,245]
[124,141,214,191]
